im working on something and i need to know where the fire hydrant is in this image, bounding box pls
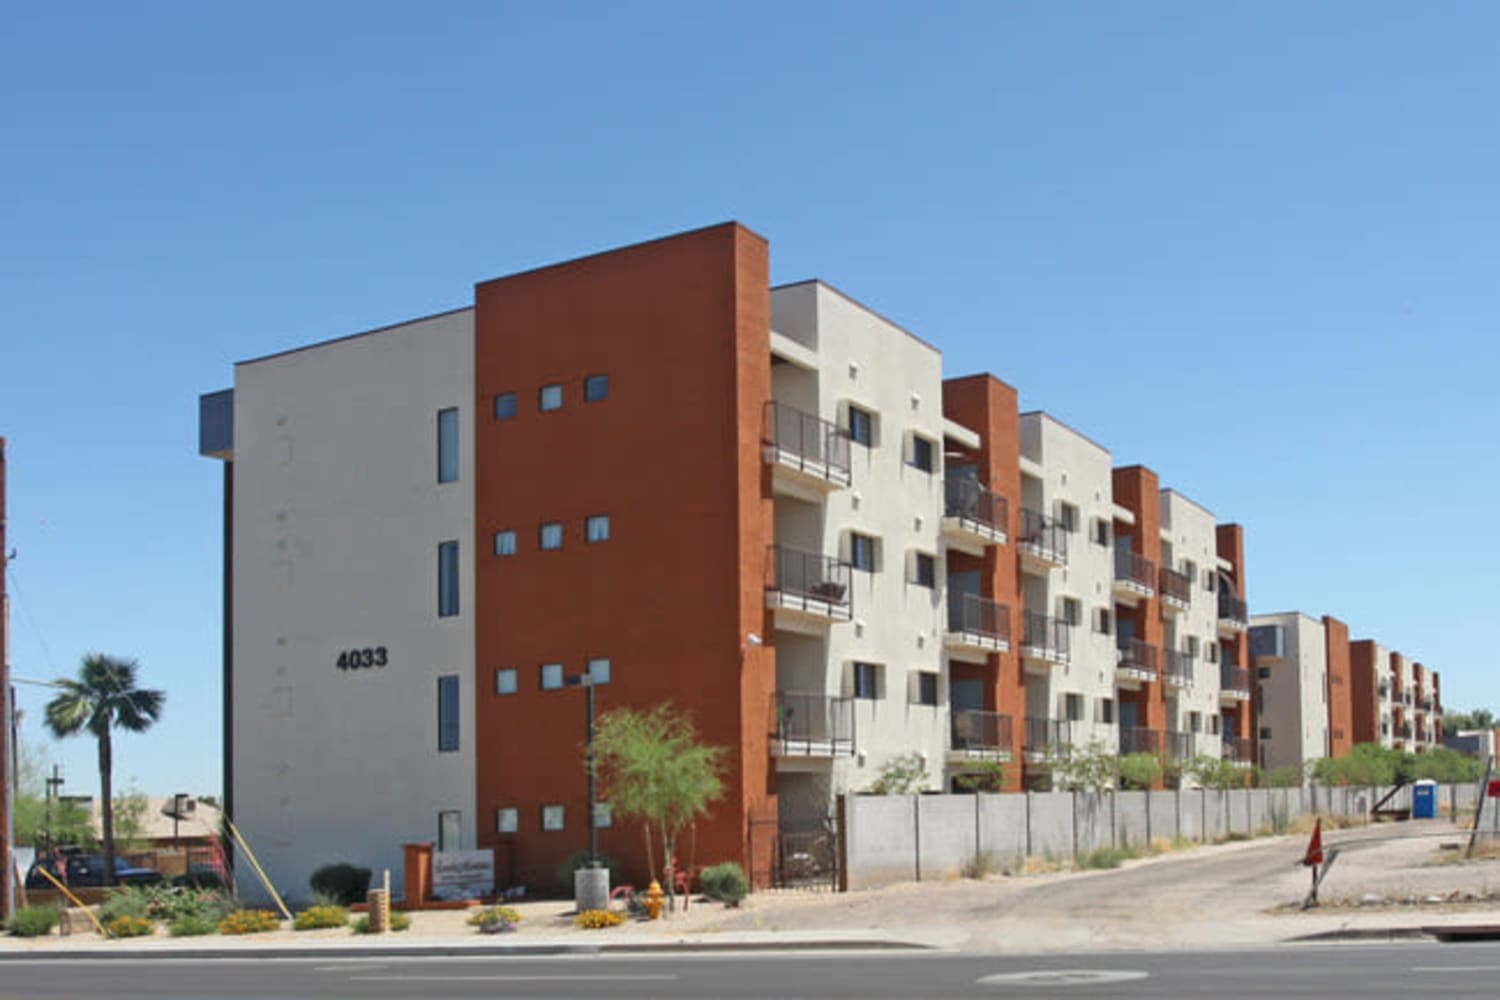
[644,879,664,920]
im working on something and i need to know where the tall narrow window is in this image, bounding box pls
[438,810,462,850]
[853,662,881,700]
[912,552,936,588]
[437,407,459,483]
[909,436,934,472]
[437,675,460,752]
[438,541,459,617]
[850,532,877,572]
[847,404,874,446]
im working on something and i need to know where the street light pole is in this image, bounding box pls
[585,679,597,868]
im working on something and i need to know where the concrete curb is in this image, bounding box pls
[1287,927,1433,943]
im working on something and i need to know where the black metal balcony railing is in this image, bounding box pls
[1159,566,1191,606]
[1017,507,1068,564]
[1117,637,1159,675]
[1400,723,1414,740]
[944,472,1008,537]
[762,401,852,485]
[766,544,851,607]
[1021,611,1071,662]
[1024,717,1073,754]
[1119,727,1160,755]
[1217,590,1248,625]
[1165,730,1195,761]
[1163,648,1194,686]
[951,710,1013,753]
[1220,663,1251,693]
[1223,736,1252,762]
[771,691,854,756]
[1114,548,1156,590]
[948,593,1011,645]
[1378,681,1390,698]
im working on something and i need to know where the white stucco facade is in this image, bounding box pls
[226,309,477,901]
[1250,612,1329,772]
[1159,490,1227,760]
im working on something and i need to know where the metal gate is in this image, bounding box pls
[748,812,841,892]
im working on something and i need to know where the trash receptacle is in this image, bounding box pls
[1412,779,1438,819]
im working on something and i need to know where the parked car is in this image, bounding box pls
[24,850,163,890]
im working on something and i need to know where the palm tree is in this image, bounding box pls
[45,654,164,886]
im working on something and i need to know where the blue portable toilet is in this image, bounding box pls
[1412,779,1438,819]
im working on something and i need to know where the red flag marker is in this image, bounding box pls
[1302,818,1324,868]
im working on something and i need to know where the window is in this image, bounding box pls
[1259,726,1273,741]
[912,552,936,588]
[593,802,612,829]
[1204,570,1217,591]
[541,805,565,832]
[1183,559,1197,584]
[438,810,462,851]
[496,807,518,834]
[1094,608,1113,635]
[909,435,935,472]
[1188,711,1202,733]
[540,522,563,550]
[1185,635,1200,658]
[493,392,517,421]
[584,374,609,402]
[1206,642,1217,663]
[913,671,939,706]
[847,404,874,446]
[586,515,610,544]
[853,662,880,700]
[438,541,459,617]
[494,530,517,557]
[437,675,460,752]
[539,384,563,412]
[1209,716,1221,735]
[1098,698,1116,724]
[850,532,878,572]
[1257,666,1271,679]
[494,668,517,695]
[1057,502,1079,533]
[540,663,564,690]
[1064,693,1085,722]
[587,657,611,685]
[1092,518,1110,547]
[437,407,459,483]
[1060,597,1082,627]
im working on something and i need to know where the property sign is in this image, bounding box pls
[1487,779,1500,799]
[431,850,494,900]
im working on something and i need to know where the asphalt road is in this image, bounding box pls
[2,942,1499,999]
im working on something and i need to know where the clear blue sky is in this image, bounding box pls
[3,2,1496,796]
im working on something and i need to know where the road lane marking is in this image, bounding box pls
[312,963,387,972]
[977,970,1148,987]
[351,973,679,982]
[1412,965,1500,972]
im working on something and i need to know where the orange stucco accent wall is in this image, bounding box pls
[1348,640,1380,745]
[1215,524,1252,748]
[1111,466,1165,751]
[941,374,1023,788]
[1322,615,1352,757]
[471,223,773,889]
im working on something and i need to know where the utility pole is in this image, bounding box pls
[44,766,63,858]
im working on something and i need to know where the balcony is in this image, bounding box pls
[1223,736,1253,766]
[1417,695,1432,713]
[1020,611,1071,672]
[1165,730,1196,762]
[942,473,1008,552]
[762,401,851,495]
[1023,717,1074,759]
[1017,508,1068,571]
[945,593,1012,661]
[1116,637,1159,686]
[1159,566,1191,613]
[949,710,1014,761]
[765,545,852,627]
[1162,649,1195,688]
[1219,663,1251,702]
[770,691,854,758]
[1216,590,1248,634]
[1119,727,1160,755]
[1113,548,1156,603]
[1399,722,1413,741]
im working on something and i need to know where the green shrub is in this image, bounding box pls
[1078,847,1131,870]
[352,911,411,934]
[106,915,155,938]
[99,886,153,923]
[308,863,372,907]
[218,909,280,935]
[556,850,614,886]
[292,905,348,931]
[466,905,522,928]
[172,870,229,891]
[699,862,749,905]
[6,905,60,938]
[168,914,218,937]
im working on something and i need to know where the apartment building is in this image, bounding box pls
[200,222,1268,895]
[1248,613,1331,771]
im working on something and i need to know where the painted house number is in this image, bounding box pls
[337,647,388,671]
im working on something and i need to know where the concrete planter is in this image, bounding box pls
[574,866,610,912]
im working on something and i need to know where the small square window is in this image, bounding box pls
[496,807,518,834]
[909,436,934,473]
[494,530,517,557]
[593,802,612,829]
[540,663,563,690]
[1257,666,1271,679]
[586,515,610,544]
[587,657,610,685]
[495,668,518,695]
[853,662,880,700]
[850,532,877,572]
[541,805,565,832]
[1060,597,1082,627]
[584,374,609,402]
[494,392,517,421]
[912,552,936,588]
[540,522,563,550]
[539,384,563,412]
[847,404,874,446]
[1259,727,1273,741]
[1057,502,1079,533]
[914,671,938,706]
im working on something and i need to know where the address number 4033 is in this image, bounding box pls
[337,647,388,670]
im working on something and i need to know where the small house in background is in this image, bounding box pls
[78,795,227,880]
